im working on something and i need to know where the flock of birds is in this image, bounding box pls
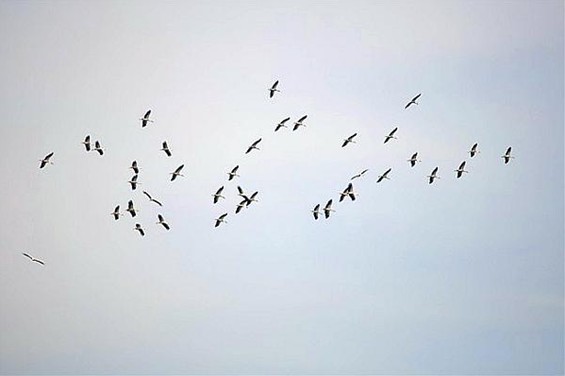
[25,81,516,266]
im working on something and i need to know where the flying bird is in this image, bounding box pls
[351,169,369,180]
[342,133,358,147]
[339,183,356,202]
[269,80,280,98]
[130,160,139,174]
[427,167,440,184]
[39,152,54,169]
[275,117,290,132]
[311,204,321,220]
[170,164,185,181]
[405,93,422,109]
[384,127,398,143]
[128,174,140,190]
[469,143,480,158]
[242,191,259,207]
[111,205,121,220]
[323,199,335,219]
[228,165,240,180]
[215,213,228,227]
[134,223,145,236]
[161,141,172,157]
[407,152,421,167]
[293,115,307,131]
[156,214,170,230]
[502,147,514,164]
[212,186,225,204]
[143,191,163,206]
[140,110,153,128]
[82,135,91,151]
[246,138,262,154]
[376,168,392,183]
[22,253,44,265]
[235,200,247,214]
[126,200,138,217]
[93,140,104,155]
[455,161,469,178]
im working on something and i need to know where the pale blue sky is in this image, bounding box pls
[0,1,563,374]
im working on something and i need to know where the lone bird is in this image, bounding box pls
[134,223,145,236]
[275,117,290,132]
[455,161,469,178]
[161,141,172,157]
[212,186,225,204]
[215,213,228,227]
[82,135,91,151]
[384,127,398,144]
[407,152,421,167]
[111,205,122,220]
[323,199,335,219]
[228,165,240,180]
[143,191,163,207]
[351,169,369,180]
[469,143,480,158]
[93,140,104,155]
[22,253,44,265]
[427,167,440,184]
[128,174,140,190]
[376,168,392,183]
[405,93,421,109]
[311,204,321,220]
[342,133,358,147]
[170,165,185,181]
[39,152,54,169]
[502,147,514,164]
[126,200,138,217]
[246,138,262,154]
[156,214,170,230]
[140,110,153,127]
[269,80,280,98]
[293,115,307,131]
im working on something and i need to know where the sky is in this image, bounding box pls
[0,0,563,374]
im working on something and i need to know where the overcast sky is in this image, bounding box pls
[0,0,563,374]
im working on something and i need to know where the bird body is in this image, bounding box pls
[312,204,321,220]
[428,167,440,184]
[405,93,421,109]
[161,141,172,157]
[156,214,170,230]
[351,169,369,180]
[269,80,280,98]
[339,183,356,201]
[275,117,290,131]
[140,110,153,127]
[82,135,91,151]
[39,152,54,169]
[126,200,138,217]
[134,223,145,236]
[502,147,514,164]
[246,139,262,154]
[170,164,185,181]
[111,205,121,220]
[376,168,392,183]
[143,191,163,206]
[213,186,225,203]
[342,133,358,147]
[455,161,469,178]
[228,165,240,180]
[22,253,45,265]
[215,213,228,227]
[384,127,398,143]
[469,143,480,158]
[323,199,335,219]
[293,115,307,131]
[128,174,139,190]
[93,140,104,155]
[407,152,421,167]
[130,160,139,174]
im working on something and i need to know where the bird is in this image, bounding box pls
[347,183,357,201]
[130,160,140,174]
[455,161,469,178]
[140,110,153,127]
[39,152,54,169]
[323,199,335,219]
[235,200,247,214]
[227,165,240,180]
[405,93,421,109]
[212,186,225,204]
[243,191,259,207]
[82,135,91,151]
[407,152,421,167]
[161,141,172,157]
[351,169,369,180]
[93,140,104,155]
[246,138,262,154]
[126,200,138,217]
[376,168,392,183]
[128,174,140,190]
[342,133,358,147]
[311,204,321,220]
[215,213,228,227]
[269,80,280,98]
[469,143,480,158]
[143,191,163,206]
[134,223,145,236]
[427,167,440,184]
[22,253,44,265]
[502,147,514,164]
[170,164,185,181]
[275,117,290,131]
[339,183,356,202]
[111,205,121,220]
[293,115,307,131]
[156,214,170,230]
[384,127,398,143]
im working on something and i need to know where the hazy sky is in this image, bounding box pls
[0,1,563,374]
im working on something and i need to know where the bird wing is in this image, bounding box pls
[249,192,258,200]
[216,186,224,195]
[411,152,418,160]
[412,93,421,102]
[45,152,54,160]
[143,191,152,200]
[152,199,163,207]
[349,133,357,140]
[237,186,244,195]
[33,259,45,265]
[252,138,262,147]
[280,117,290,124]
[128,200,134,210]
[132,174,138,182]
[144,110,151,118]
[175,165,184,174]
[341,140,349,147]
[231,165,239,174]
[389,127,398,136]
[163,223,170,230]
[377,175,384,183]
[298,115,307,122]
[158,214,164,222]
[22,253,33,260]
[506,147,512,155]
[324,199,333,210]
[347,183,353,192]
[220,213,228,220]
[271,80,279,89]
[459,161,466,169]
[385,168,392,175]
[432,167,438,175]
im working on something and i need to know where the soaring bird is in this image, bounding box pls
[407,152,421,167]
[161,141,172,157]
[134,223,145,236]
[128,174,139,190]
[405,93,421,109]
[126,200,138,217]
[111,205,121,220]
[156,214,170,230]
[269,80,280,98]
[502,147,514,164]
[293,115,307,131]
[170,164,185,181]
[143,191,163,206]
[384,127,398,143]
[140,110,153,128]
[242,191,259,207]
[311,204,321,220]
[212,186,225,204]
[22,253,45,265]
[130,160,140,174]
[39,152,54,169]
[376,168,392,183]
[427,167,440,184]
[469,143,480,158]
[215,213,228,227]
[351,169,369,180]
[228,165,240,180]
[455,161,469,178]
[323,199,335,219]
[339,183,356,202]
[235,200,247,214]
[342,133,358,147]
[82,135,91,151]
[275,117,290,132]
[93,140,104,155]
[246,138,262,154]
